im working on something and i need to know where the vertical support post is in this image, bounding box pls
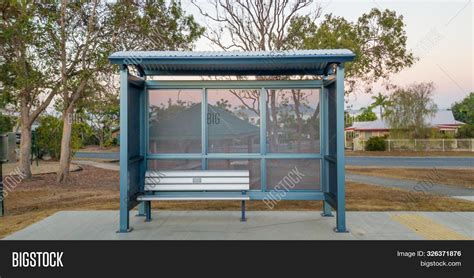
[201,88,208,170]
[259,88,267,192]
[118,65,132,233]
[321,83,333,217]
[137,81,146,217]
[335,64,347,232]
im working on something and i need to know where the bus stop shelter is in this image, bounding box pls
[109,50,355,233]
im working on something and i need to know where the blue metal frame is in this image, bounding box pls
[147,81,324,197]
[335,64,347,232]
[116,59,350,233]
[118,66,131,233]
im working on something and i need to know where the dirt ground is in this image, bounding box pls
[347,167,474,189]
[2,161,81,176]
[1,166,473,238]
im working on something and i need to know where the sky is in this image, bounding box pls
[185,0,473,110]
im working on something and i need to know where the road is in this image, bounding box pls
[75,151,473,168]
[74,152,119,160]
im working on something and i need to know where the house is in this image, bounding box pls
[344,109,464,149]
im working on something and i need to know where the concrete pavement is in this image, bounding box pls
[4,210,472,240]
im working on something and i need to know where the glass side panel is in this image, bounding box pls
[207,89,261,153]
[207,159,261,190]
[266,159,320,190]
[147,159,201,171]
[266,89,320,153]
[148,89,202,153]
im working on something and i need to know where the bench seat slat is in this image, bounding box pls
[146,170,249,178]
[145,177,250,184]
[145,184,249,191]
[137,195,250,201]
[137,191,249,201]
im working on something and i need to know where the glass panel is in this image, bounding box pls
[266,89,320,153]
[147,160,201,171]
[207,159,261,190]
[207,89,260,153]
[266,159,320,190]
[148,89,202,153]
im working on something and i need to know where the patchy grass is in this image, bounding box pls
[347,167,474,189]
[346,151,474,157]
[1,166,473,238]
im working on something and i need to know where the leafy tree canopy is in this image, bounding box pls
[286,8,416,93]
[355,106,377,122]
[451,92,473,125]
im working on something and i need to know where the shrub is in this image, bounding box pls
[456,124,474,138]
[365,136,387,151]
[36,116,84,160]
[0,114,14,134]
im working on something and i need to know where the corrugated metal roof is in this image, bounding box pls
[109,49,355,76]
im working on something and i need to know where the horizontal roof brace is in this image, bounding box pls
[145,79,324,89]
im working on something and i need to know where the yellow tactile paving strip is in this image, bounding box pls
[391,214,472,240]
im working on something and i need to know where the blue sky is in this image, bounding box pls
[188,0,473,110]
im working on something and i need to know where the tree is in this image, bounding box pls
[451,92,473,125]
[355,106,377,122]
[48,0,204,182]
[78,92,119,148]
[287,8,416,93]
[192,0,319,51]
[385,82,438,138]
[0,2,58,178]
[36,115,84,160]
[371,92,389,119]
[193,0,320,151]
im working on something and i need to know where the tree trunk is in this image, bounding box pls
[57,108,73,182]
[19,122,32,179]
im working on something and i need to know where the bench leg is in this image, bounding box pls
[136,202,146,217]
[145,201,152,222]
[240,200,247,222]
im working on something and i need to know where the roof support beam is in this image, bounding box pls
[145,79,324,89]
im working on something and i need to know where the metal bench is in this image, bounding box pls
[137,170,250,222]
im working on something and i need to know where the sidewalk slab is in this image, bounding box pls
[3,211,472,240]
